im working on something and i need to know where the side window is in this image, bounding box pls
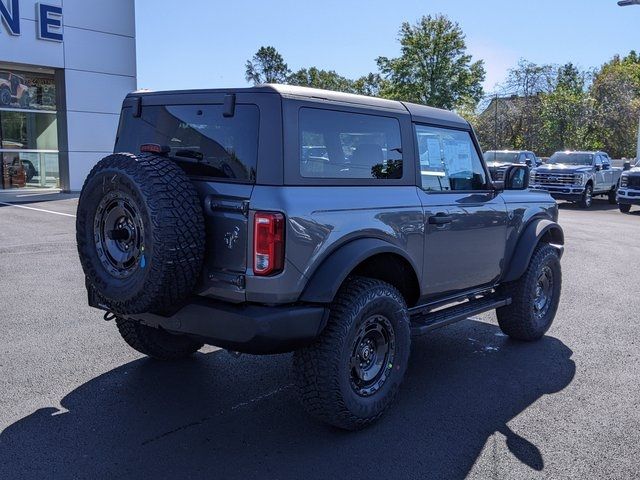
[595,155,603,166]
[602,155,610,167]
[518,153,527,164]
[415,124,487,192]
[299,108,403,179]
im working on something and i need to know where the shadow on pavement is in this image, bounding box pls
[557,198,618,212]
[0,320,575,480]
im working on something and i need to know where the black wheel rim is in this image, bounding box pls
[94,192,145,279]
[349,314,396,397]
[533,265,553,320]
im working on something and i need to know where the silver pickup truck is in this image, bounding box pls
[530,151,622,208]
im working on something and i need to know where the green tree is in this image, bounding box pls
[287,67,356,92]
[589,51,640,158]
[376,14,485,110]
[245,46,290,85]
[539,63,590,154]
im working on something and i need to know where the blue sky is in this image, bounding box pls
[135,0,639,93]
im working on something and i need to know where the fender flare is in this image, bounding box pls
[300,238,420,303]
[502,219,564,283]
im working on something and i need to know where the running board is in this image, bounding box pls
[410,296,511,336]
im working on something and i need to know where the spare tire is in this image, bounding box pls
[76,152,205,314]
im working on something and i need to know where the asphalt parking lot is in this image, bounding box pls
[0,197,639,480]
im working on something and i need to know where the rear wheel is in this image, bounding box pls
[619,203,632,213]
[497,244,561,341]
[115,317,203,360]
[293,277,411,430]
[579,184,593,209]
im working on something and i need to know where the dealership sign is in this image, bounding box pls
[0,0,63,42]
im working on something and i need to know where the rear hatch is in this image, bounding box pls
[114,91,279,302]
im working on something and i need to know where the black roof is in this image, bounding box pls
[129,84,469,129]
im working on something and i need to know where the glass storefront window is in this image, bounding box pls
[0,65,59,189]
[0,69,56,111]
[1,111,58,150]
[1,152,60,189]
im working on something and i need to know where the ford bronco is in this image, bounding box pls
[76,85,564,430]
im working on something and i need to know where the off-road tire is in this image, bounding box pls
[115,317,203,360]
[497,244,561,341]
[579,184,593,209]
[292,277,411,430]
[76,153,205,314]
[619,203,632,213]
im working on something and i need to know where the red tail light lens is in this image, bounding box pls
[253,212,285,276]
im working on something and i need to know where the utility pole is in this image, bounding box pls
[619,0,640,159]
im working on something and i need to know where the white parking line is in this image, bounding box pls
[0,201,76,218]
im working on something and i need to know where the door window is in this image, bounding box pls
[415,124,487,191]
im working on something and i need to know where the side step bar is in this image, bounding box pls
[409,295,511,336]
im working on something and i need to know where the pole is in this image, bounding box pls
[494,93,498,150]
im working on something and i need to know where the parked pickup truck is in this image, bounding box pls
[617,158,640,213]
[530,151,622,208]
[484,150,541,182]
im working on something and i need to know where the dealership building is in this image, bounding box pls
[0,0,136,191]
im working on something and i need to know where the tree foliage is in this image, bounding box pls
[476,53,640,158]
[245,46,290,85]
[376,15,485,110]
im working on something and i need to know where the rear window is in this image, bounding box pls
[299,108,403,179]
[115,104,259,182]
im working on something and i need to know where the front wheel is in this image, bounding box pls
[293,277,411,430]
[619,203,632,213]
[497,244,562,341]
[579,184,593,209]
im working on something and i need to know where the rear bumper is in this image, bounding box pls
[121,297,329,354]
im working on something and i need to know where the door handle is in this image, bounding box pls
[428,214,453,225]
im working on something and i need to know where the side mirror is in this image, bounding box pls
[624,161,631,171]
[504,165,530,190]
[595,164,602,171]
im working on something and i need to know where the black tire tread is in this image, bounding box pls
[619,203,631,213]
[76,153,205,314]
[115,317,203,360]
[497,243,561,341]
[292,277,410,430]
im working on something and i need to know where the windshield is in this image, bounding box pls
[548,152,594,166]
[483,151,521,163]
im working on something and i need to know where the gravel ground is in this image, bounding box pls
[0,197,638,480]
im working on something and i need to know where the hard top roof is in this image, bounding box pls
[129,84,469,128]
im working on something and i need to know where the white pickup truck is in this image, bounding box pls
[530,151,622,209]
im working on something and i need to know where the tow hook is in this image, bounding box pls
[103,311,117,322]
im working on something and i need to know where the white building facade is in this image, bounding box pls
[0,0,136,191]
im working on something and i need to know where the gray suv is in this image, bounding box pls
[76,85,564,430]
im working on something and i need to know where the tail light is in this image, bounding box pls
[253,212,285,276]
